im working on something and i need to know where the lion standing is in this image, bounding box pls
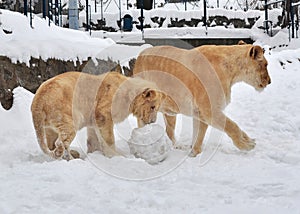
[31,72,163,160]
[133,43,271,156]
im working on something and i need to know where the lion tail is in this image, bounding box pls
[31,109,56,159]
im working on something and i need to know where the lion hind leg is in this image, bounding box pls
[45,127,58,151]
[53,138,79,160]
[36,126,69,160]
[48,118,77,160]
[58,127,76,161]
[45,127,65,159]
[33,113,77,160]
[42,126,78,160]
[34,124,57,159]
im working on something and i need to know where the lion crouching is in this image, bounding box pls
[31,71,163,160]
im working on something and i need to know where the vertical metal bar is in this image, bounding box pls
[217,0,219,8]
[101,0,103,20]
[56,0,59,25]
[59,0,62,26]
[264,0,268,34]
[119,0,122,30]
[54,0,56,24]
[30,0,32,27]
[203,0,207,27]
[42,0,46,18]
[48,0,51,26]
[288,22,291,41]
[69,0,79,29]
[54,0,57,25]
[95,0,97,13]
[89,5,92,35]
[185,0,187,11]
[86,0,89,31]
[290,0,295,38]
[24,0,28,16]
[140,0,144,33]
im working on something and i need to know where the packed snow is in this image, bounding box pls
[1,7,300,214]
[128,124,171,164]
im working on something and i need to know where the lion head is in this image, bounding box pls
[243,45,271,92]
[130,88,163,126]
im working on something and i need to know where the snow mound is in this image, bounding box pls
[128,124,171,164]
[0,9,115,66]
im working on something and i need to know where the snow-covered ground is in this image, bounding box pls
[0,9,115,66]
[1,8,300,213]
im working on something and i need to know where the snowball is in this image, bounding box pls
[128,124,171,164]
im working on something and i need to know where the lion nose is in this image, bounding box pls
[268,78,271,84]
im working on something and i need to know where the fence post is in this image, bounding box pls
[203,0,207,26]
[290,0,295,38]
[101,0,103,20]
[30,0,32,27]
[24,0,28,16]
[140,0,144,33]
[86,0,89,31]
[48,0,51,25]
[264,0,269,34]
[119,0,122,31]
[42,0,46,18]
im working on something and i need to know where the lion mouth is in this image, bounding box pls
[255,83,266,92]
[256,87,264,92]
[143,118,157,124]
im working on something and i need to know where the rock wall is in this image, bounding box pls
[0,56,132,110]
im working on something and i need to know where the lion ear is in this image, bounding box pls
[249,46,263,60]
[238,40,247,45]
[142,88,156,99]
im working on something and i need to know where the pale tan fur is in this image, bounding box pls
[31,71,163,160]
[133,43,271,156]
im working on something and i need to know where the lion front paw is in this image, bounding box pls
[189,146,202,157]
[102,146,121,158]
[234,132,256,151]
